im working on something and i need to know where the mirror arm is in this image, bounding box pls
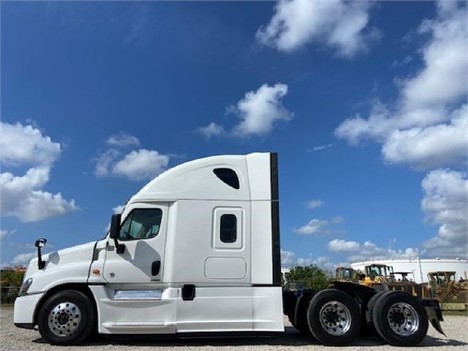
[114,238,125,254]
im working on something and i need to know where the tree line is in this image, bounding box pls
[1,268,25,304]
[283,265,331,290]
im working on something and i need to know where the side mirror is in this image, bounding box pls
[35,238,47,248]
[109,214,121,239]
[109,214,125,254]
[35,238,47,270]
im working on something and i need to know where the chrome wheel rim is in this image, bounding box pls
[387,302,419,336]
[319,300,352,336]
[48,302,82,337]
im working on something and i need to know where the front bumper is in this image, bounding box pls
[14,292,45,328]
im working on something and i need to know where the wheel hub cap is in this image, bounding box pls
[387,302,419,336]
[48,302,82,337]
[319,300,352,336]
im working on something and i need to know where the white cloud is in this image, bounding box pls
[307,199,323,209]
[327,238,424,263]
[96,149,169,181]
[334,102,448,147]
[281,249,335,272]
[96,133,171,181]
[0,122,78,222]
[0,167,79,222]
[348,244,424,263]
[232,83,293,137]
[310,143,335,152]
[328,239,360,252]
[334,2,467,258]
[382,105,468,170]
[402,2,467,110]
[256,0,378,57]
[335,2,468,168]
[281,249,296,267]
[107,132,141,148]
[0,121,61,167]
[200,83,293,139]
[95,149,120,178]
[421,169,468,256]
[12,252,36,265]
[294,217,343,236]
[112,149,169,181]
[197,122,225,139]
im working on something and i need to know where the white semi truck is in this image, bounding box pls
[14,153,444,346]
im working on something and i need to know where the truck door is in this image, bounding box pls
[97,203,177,334]
[103,203,168,284]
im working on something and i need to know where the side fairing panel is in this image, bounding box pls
[176,287,253,332]
[250,201,273,285]
[90,285,177,334]
[252,286,284,331]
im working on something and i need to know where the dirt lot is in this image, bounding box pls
[1,306,467,351]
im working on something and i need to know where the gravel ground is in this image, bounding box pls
[1,307,467,351]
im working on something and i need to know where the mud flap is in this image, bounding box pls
[421,299,446,336]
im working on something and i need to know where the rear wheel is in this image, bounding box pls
[38,290,95,345]
[365,291,386,333]
[306,289,361,346]
[372,291,428,346]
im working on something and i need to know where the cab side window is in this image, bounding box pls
[119,209,162,241]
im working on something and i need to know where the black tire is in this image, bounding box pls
[365,291,387,331]
[372,291,428,346]
[290,295,313,336]
[306,289,361,346]
[38,290,95,345]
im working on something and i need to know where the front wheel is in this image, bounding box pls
[372,291,428,346]
[306,289,361,346]
[38,290,95,345]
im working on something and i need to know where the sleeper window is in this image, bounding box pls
[220,214,237,243]
[213,208,243,250]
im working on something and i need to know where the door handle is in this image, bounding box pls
[152,260,161,276]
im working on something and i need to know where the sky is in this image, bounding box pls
[1,0,467,272]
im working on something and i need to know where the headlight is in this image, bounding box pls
[18,278,33,296]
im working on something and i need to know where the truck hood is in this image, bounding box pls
[44,241,97,268]
[25,241,97,293]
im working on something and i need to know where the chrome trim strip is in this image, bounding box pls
[109,321,166,327]
[113,289,162,300]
